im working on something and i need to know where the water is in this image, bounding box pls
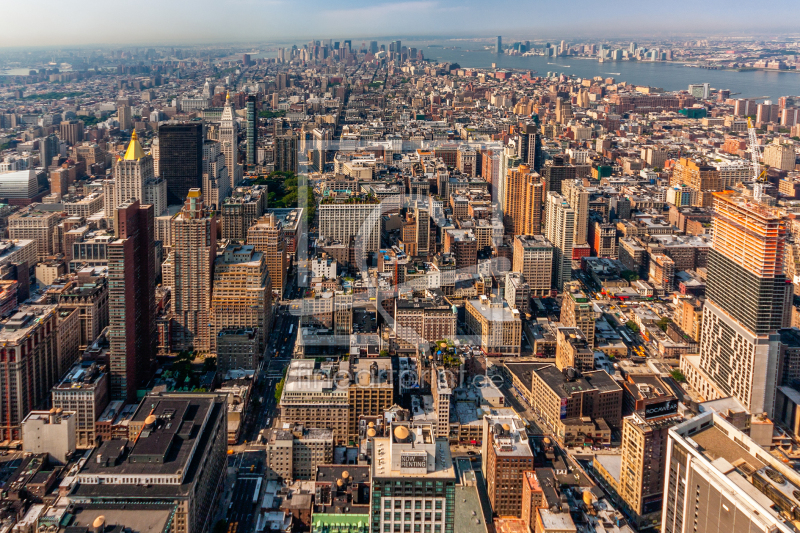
[408,41,800,101]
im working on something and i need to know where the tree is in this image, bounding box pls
[379,350,389,357]
[203,357,217,372]
[626,321,640,334]
[670,369,686,383]
[656,317,672,332]
[274,376,286,403]
[620,270,639,282]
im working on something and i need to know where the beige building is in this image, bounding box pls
[512,235,554,297]
[530,365,622,445]
[9,209,62,259]
[347,358,394,441]
[51,361,109,449]
[113,131,167,219]
[162,189,217,352]
[562,179,589,246]
[465,296,522,356]
[279,359,350,444]
[559,284,597,348]
[211,243,272,355]
[763,142,797,172]
[248,213,288,297]
[619,411,683,530]
[265,425,334,480]
[555,328,594,373]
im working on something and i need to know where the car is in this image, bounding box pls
[466,451,477,456]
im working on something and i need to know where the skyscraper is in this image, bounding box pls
[542,155,576,194]
[162,189,217,352]
[495,36,502,54]
[211,243,272,356]
[220,93,242,186]
[697,191,791,416]
[107,200,156,402]
[503,164,544,236]
[518,123,542,171]
[248,213,287,297]
[562,179,589,247]
[113,130,167,220]
[481,412,534,518]
[619,409,682,529]
[159,122,203,204]
[201,140,230,209]
[274,134,298,174]
[118,105,132,131]
[545,192,575,291]
[245,95,257,167]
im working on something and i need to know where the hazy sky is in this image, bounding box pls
[2,0,799,48]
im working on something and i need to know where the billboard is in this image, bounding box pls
[644,399,678,419]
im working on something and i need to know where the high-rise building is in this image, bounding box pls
[211,243,272,356]
[481,412,534,518]
[370,423,456,533]
[201,140,230,209]
[512,235,554,297]
[319,195,381,255]
[763,142,797,172]
[246,95,257,166]
[107,199,156,402]
[671,158,721,208]
[503,164,544,236]
[113,130,167,220]
[663,410,800,533]
[560,285,597,348]
[555,327,594,372]
[562,179,589,246]
[495,36,502,54]
[72,392,227,533]
[619,409,682,530]
[697,192,791,416]
[162,190,217,352]
[248,213,287,297]
[555,97,573,124]
[158,122,203,204]
[545,192,575,290]
[220,93,242,186]
[117,105,132,131]
[274,134,298,174]
[9,208,62,260]
[518,123,542,172]
[541,155,576,194]
[59,120,84,146]
[221,187,267,241]
[0,305,58,442]
[51,361,109,449]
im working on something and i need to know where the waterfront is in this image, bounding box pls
[408,40,800,101]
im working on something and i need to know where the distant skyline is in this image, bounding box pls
[2,0,800,48]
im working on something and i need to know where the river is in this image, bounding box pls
[406,40,800,101]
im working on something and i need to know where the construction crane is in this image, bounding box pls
[747,117,767,203]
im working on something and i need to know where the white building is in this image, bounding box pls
[21,409,76,464]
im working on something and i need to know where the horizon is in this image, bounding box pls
[2,0,800,48]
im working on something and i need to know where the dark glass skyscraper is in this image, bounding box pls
[158,122,203,204]
[108,200,156,402]
[246,95,257,166]
[518,123,542,172]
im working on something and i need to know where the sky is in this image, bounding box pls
[2,0,800,48]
